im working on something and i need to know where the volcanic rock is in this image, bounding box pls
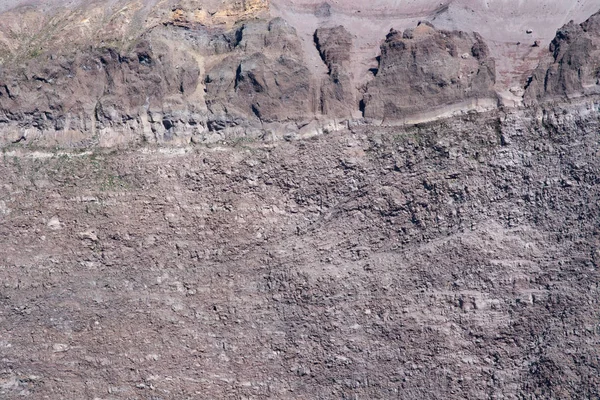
[525,10,600,102]
[205,18,316,124]
[314,25,355,117]
[2,1,600,399]
[0,36,202,145]
[362,22,497,122]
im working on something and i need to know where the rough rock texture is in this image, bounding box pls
[0,16,503,145]
[314,26,355,117]
[0,37,201,145]
[0,1,507,145]
[270,0,600,99]
[0,15,324,147]
[11,1,600,142]
[204,18,316,124]
[2,1,600,399]
[0,0,270,63]
[362,22,497,122]
[1,101,600,398]
[525,10,600,102]
[0,8,353,146]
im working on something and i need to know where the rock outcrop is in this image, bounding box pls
[4,2,600,399]
[525,10,600,103]
[362,22,497,122]
[0,34,202,146]
[204,18,317,125]
[2,1,600,146]
[0,7,358,146]
[314,26,355,118]
[0,15,326,146]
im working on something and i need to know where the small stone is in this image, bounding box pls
[190,135,204,144]
[78,229,98,242]
[52,343,69,352]
[47,216,61,230]
[0,200,10,216]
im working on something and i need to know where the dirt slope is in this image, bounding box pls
[2,101,600,398]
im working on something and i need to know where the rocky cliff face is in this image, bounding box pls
[0,37,201,145]
[362,22,497,122]
[314,25,355,118]
[2,99,600,399]
[2,1,600,146]
[2,2,600,399]
[0,14,502,146]
[204,18,316,125]
[525,10,600,102]
[0,1,354,146]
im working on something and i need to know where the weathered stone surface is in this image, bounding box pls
[0,14,333,145]
[0,36,202,145]
[205,18,316,124]
[525,10,600,102]
[2,1,600,399]
[2,101,600,398]
[314,25,355,117]
[362,22,497,121]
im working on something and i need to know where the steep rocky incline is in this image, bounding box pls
[525,10,600,103]
[204,18,317,125]
[1,101,600,399]
[313,25,355,118]
[2,2,600,399]
[0,38,201,145]
[0,14,321,146]
[0,3,505,147]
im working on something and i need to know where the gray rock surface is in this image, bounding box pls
[362,22,497,122]
[1,100,600,398]
[525,10,600,102]
[0,33,202,145]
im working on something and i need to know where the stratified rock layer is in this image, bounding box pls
[362,22,497,122]
[525,10,600,102]
[3,2,600,399]
[0,2,510,146]
[0,34,202,146]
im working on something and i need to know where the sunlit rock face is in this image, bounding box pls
[361,22,497,122]
[2,2,600,400]
[525,10,600,103]
[0,0,599,145]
